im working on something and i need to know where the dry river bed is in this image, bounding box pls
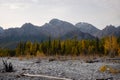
[0,57,120,80]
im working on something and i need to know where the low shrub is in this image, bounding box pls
[99,65,107,72]
[99,65,120,74]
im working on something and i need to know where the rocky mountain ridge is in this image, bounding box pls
[0,18,119,48]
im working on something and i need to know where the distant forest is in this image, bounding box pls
[0,36,120,57]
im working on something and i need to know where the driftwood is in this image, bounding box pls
[105,58,120,63]
[86,59,100,63]
[106,58,120,60]
[48,58,56,62]
[86,58,120,63]
[2,60,14,72]
[96,77,113,80]
[22,73,72,80]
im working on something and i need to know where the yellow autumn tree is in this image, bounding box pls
[81,40,88,55]
[118,48,120,56]
[104,36,118,57]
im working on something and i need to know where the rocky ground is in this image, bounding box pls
[0,57,120,80]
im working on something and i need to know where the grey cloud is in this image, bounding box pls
[0,0,120,29]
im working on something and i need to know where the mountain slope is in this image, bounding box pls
[61,29,95,40]
[0,27,4,34]
[75,22,100,36]
[0,23,48,48]
[116,26,120,36]
[41,18,77,38]
[95,25,119,38]
[41,19,95,40]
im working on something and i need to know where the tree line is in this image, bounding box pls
[0,36,120,57]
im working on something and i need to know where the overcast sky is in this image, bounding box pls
[0,0,120,29]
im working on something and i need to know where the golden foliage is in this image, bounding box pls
[104,36,119,56]
[109,67,120,74]
[99,65,107,72]
[99,65,120,74]
[118,48,120,56]
[36,51,46,58]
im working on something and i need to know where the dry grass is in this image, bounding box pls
[46,54,101,61]
[109,67,120,74]
[99,65,120,74]
[18,56,24,61]
[36,52,46,58]
[18,54,33,60]
[79,54,101,62]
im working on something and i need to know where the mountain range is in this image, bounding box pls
[0,18,120,48]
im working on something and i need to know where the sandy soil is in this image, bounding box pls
[0,57,120,80]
